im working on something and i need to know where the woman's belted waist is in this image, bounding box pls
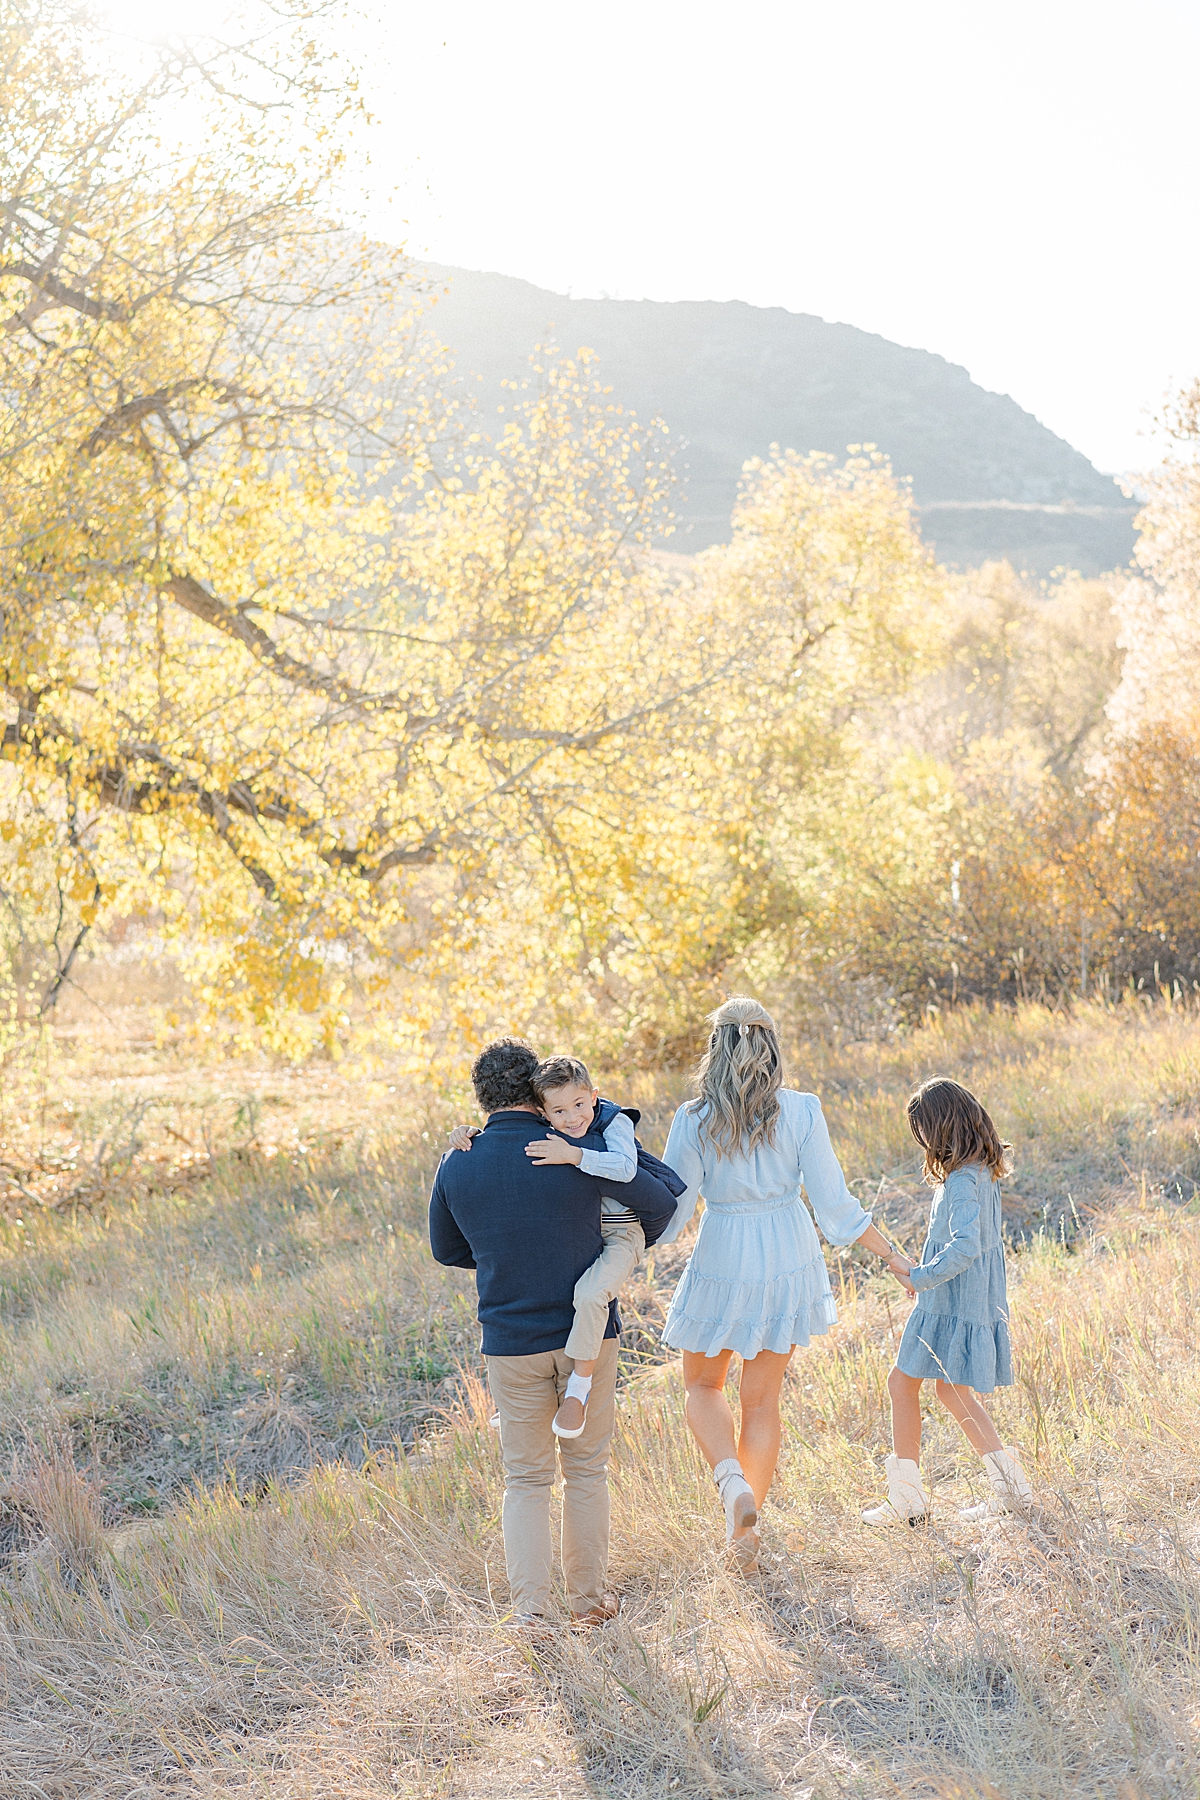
[703,1191,800,1216]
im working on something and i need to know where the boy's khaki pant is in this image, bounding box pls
[485,1338,618,1618]
[564,1218,646,1362]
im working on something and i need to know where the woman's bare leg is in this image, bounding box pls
[888,1368,924,1462]
[934,1379,1003,1454]
[681,1349,738,1473]
[682,1347,796,1535]
[735,1348,795,1505]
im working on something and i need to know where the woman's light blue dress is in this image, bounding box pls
[658,1090,872,1360]
[896,1162,1012,1392]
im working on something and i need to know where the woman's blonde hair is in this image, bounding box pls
[687,996,783,1159]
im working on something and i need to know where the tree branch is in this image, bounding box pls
[0,258,128,323]
[2,702,439,885]
[163,574,386,711]
[83,383,215,457]
[39,882,101,1015]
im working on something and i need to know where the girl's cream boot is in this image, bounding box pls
[862,1455,929,1527]
[959,1446,1034,1520]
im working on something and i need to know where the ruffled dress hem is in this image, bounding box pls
[662,1300,837,1360]
[895,1310,1012,1391]
[662,1252,839,1360]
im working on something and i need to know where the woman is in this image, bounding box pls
[658,996,910,1568]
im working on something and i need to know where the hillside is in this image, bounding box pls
[421,264,1139,576]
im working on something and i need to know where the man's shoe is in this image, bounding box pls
[510,1613,558,1643]
[552,1395,587,1438]
[571,1594,619,1630]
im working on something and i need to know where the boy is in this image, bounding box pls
[449,1054,657,1439]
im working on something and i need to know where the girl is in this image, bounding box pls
[658,997,912,1571]
[863,1077,1033,1527]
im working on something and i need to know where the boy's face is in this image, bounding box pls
[539,1082,599,1139]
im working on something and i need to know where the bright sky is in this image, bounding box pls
[105,0,1200,476]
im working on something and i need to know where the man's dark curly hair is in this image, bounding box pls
[471,1037,540,1114]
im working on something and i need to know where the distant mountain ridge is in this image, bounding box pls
[419,264,1138,575]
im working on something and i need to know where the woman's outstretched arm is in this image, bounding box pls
[801,1100,913,1278]
[799,1097,875,1245]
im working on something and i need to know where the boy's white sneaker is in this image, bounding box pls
[552,1396,587,1438]
[959,1446,1033,1520]
[862,1455,930,1527]
[553,1371,592,1439]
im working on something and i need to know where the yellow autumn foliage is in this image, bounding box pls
[0,1,947,1060]
[4,2,1198,1068]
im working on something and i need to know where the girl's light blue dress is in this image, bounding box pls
[658,1090,872,1359]
[896,1162,1012,1392]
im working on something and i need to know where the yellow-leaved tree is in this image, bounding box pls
[0,2,708,1056]
[0,3,972,1062]
[1,0,442,1042]
[475,444,941,1059]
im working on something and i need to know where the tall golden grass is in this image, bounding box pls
[2,996,1199,1796]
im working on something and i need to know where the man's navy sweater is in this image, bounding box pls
[428,1108,678,1356]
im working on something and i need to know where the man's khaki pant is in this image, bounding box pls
[564,1219,645,1362]
[485,1336,618,1619]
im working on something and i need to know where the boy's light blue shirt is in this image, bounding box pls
[576,1111,637,1182]
[577,1111,638,1224]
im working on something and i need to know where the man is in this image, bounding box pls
[429,1037,677,1628]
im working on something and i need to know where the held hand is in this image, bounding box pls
[448,1125,477,1153]
[885,1250,916,1296]
[525,1134,583,1167]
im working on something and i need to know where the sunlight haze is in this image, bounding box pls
[9,11,1200,1784]
[353,0,1200,477]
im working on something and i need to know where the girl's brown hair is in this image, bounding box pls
[687,995,783,1159]
[906,1077,1011,1185]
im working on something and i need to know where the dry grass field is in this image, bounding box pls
[2,993,1200,1798]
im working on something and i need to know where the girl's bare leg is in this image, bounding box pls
[888,1368,924,1462]
[934,1379,1003,1454]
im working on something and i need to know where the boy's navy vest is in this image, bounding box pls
[592,1097,688,1198]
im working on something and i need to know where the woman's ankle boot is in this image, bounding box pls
[713,1458,758,1544]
